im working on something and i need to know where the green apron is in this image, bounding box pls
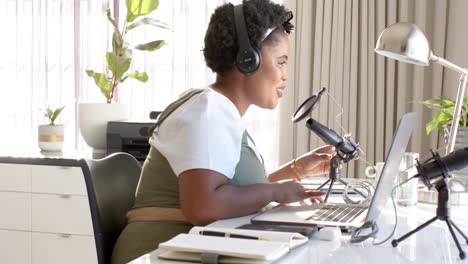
[112,89,268,264]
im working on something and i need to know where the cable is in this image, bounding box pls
[343,181,375,204]
[349,175,418,245]
[325,89,347,135]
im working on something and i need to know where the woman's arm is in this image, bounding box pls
[178,169,322,226]
[268,145,335,182]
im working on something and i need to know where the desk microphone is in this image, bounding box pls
[391,147,468,259]
[414,147,468,189]
[305,118,362,203]
[306,118,359,159]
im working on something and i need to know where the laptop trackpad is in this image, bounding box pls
[252,204,321,226]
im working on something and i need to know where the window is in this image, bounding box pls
[0,0,282,171]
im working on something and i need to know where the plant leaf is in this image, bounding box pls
[112,31,122,55]
[425,119,439,135]
[46,107,53,118]
[127,17,171,31]
[414,100,445,110]
[106,8,123,52]
[126,0,159,22]
[86,70,112,100]
[438,95,450,100]
[425,98,454,108]
[134,40,167,51]
[106,52,131,78]
[50,106,66,125]
[439,107,454,120]
[435,109,453,122]
[126,71,149,82]
[106,9,119,31]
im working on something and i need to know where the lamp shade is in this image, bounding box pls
[374,22,431,66]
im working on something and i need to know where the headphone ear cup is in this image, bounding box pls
[236,47,261,75]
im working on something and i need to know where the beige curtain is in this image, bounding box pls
[280,0,468,178]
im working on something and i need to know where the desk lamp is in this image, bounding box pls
[374,22,468,155]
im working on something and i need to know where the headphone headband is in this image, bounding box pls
[233,4,261,75]
[234,5,252,52]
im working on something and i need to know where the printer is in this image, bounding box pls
[106,112,161,162]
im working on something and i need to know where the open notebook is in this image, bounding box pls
[158,226,308,264]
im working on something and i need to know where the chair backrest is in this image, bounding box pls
[80,152,142,264]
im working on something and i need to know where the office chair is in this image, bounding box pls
[80,152,142,264]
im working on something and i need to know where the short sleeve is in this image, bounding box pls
[149,89,244,178]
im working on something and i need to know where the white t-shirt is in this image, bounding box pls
[149,88,247,179]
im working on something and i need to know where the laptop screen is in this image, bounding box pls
[366,112,417,222]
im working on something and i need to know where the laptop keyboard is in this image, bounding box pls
[306,204,367,223]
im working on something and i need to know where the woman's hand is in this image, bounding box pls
[272,180,326,204]
[296,145,335,177]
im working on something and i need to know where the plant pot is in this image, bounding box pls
[38,124,65,152]
[450,126,468,184]
[78,103,129,157]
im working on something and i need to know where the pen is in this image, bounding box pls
[199,231,267,240]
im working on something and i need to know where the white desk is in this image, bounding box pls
[130,201,468,264]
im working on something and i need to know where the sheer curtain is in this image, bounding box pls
[282,0,468,178]
[0,0,78,150]
[0,0,282,172]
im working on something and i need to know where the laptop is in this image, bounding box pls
[251,112,417,229]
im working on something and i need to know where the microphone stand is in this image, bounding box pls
[391,179,468,260]
[316,145,368,202]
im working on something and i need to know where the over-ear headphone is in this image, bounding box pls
[233,4,261,75]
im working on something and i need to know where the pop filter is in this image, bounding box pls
[292,87,326,123]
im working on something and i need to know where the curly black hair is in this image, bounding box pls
[203,0,293,75]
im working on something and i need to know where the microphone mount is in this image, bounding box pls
[416,150,450,190]
[335,135,360,163]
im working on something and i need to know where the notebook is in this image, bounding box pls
[252,112,417,229]
[157,226,308,264]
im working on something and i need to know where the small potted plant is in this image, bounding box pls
[38,106,66,152]
[79,0,170,156]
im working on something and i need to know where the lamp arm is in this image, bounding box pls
[431,53,468,75]
[446,74,468,154]
[429,53,468,154]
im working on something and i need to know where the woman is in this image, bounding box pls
[112,1,334,263]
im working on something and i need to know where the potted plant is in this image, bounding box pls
[38,106,66,152]
[79,0,170,156]
[417,96,468,182]
[417,96,467,136]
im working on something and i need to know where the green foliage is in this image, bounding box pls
[415,96,468,135]
[43,106,66,125]
[86,0,169,103]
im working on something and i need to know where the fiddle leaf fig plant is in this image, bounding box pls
[416,96,468,135]
[86,0,170,103]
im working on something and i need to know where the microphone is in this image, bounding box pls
[306,118,359,159]
[415,147,468,189]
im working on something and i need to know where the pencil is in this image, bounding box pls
[199,231,267,240]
